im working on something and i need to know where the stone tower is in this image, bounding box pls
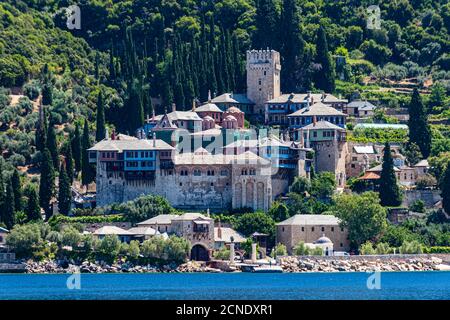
[246,49,281,116]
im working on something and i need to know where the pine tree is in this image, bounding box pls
[408,89,431,158]
[379,143,402,206]
[81,119,94,187]
[280,0,309,92]
[96,90,106,141]
[63,141,74,183]
[313,26,336,93]
[2,177,15,229]
[11,169,22,212]
[46,124,59,169]
[58,164,71,215]
[39,148,55,220]
[253,0,279,49]
[25,185,41,222]
[72,123,82,173]
[443,163,450,215]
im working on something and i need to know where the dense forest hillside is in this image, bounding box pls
[0,0,449,220]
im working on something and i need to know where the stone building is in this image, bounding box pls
[345,100,377,118]
[267,92,347,126]
[137,213,215,261]
[246,49,281,117]
[276,215,350,254]
[293,120,348,187]
[0,227,8,247]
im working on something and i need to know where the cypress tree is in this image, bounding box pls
[39,148,55,220]
[81,119,94,187]
[11,169,22,212]
[25,185,41,222]
[313,26,336,93]
[379,143,402,206]
[2,177,15,229]
[443,163,450,215]
[0,162,5,227]
[253,0,279,49]
[35,105,47,152]
[408,89,431,158]
[63,140,74,183]
[46,125,59,169]
[41,64,53,106]
[96,90,106,141]
[280,0,309,92]
[127,78,144,133]
[72,124,82,173]
[58,164,71,216]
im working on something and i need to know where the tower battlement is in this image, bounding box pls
[246,49,281,66]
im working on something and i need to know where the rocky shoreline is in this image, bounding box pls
[23,256,450,274]
[279,256,448,272]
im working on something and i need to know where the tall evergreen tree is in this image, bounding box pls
[126,78,144,133]
[253,0,279,49]
[313,26,336,93]
[408,89,431,158]
[63,140,74,183]
[379,143,402,206]
[2,177,15,229]
[25,185,41,222]
[46,124,59,169]
[280,0,309,92]
[39,148,55,220]
[58,164,71,216]
[96,90,106,141]
[41,64,53,106]
[11,169,22,212]
[0,162,5,227]
[72,124,82,173]
[81,119,94,187]
[443,163,450,215]
[35,105,47,152]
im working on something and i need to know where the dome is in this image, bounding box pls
[224,115,237,122]
[226,106,243,113]
[314,235,332,244]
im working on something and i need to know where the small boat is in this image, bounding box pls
[251,265,283,273]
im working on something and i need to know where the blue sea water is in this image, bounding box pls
[0,272,449,300]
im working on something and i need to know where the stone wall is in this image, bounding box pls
[402,189,442,208]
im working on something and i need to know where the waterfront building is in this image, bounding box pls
[214,225,246,250]
[276,214,350,254]
[93,226,133,243]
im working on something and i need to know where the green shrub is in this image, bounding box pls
[293,241,310,256]
[399,240,423,254]
[96,235,121,264]
[213,247,231,260]
[359,241,376,255]
[423,246,450,254]
[375,242,391,254]
[271,243,287,258]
